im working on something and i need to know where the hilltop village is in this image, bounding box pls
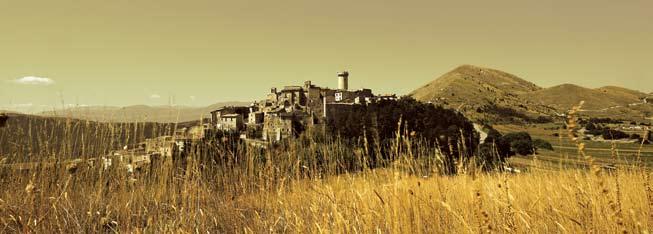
[133,72,397,160]
[209,71,396,141]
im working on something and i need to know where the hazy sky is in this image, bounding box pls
[1,0,652,112]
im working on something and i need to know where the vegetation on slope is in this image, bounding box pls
[527,84,632,111]
[0,123,650,233]
[326,97,479,172]
[0,113,193,163]
[0,99,651,233]
[409,65,555,123]
[0,114,7,128]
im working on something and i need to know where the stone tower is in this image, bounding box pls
[337,71,349,90]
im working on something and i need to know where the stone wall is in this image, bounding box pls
[262,115,293,141]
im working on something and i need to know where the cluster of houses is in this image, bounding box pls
[129,72,396,160]
[208,71,396,142]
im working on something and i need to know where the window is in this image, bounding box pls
[335,92,343,102]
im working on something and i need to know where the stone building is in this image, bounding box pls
[262,111,296,141]
[208,71,395,142]
[260,71,375,123]
[218,114,244,131]
[145,136,175,158]
[210,106,249,132]
[248,112,264,125]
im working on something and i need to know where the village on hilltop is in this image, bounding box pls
[210,71,397,141]
[122,72,397,163]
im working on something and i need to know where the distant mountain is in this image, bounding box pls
[527,84,646,111]
[523,84,653,121]
[597,86,648,101]
[38,101,250,123]
[409,65,554,122]
[0,110,20,115]
[410,65,652,122]
[410,65,541,100]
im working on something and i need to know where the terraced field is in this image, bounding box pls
[496,123,653,170]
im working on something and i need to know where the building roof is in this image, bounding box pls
[210,106,249,113]
[222,114,242,118]
[282,86,303,91]
[267,106,286,114]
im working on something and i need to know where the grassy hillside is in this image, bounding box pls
[410,65,541,100]
[527,84,646,111]
[597,86,648,103]
[2,93,653,232]
[1,128,651,233]
[527,84,621,110]
[0,113,182,163]
[410,65,652,123]
[409,65,553,122]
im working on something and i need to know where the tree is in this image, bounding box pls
[0,114,7,128]
[585,122,597,131]
[511,139,534,155]
[482,128,511,158]
[326,97,479,173]
[501,132,534,156]
[533,116,553,124]
[533,139,553,151]
[477,127,514,170]
[630,133,642,140]
[601,129,629,140]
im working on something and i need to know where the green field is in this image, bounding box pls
[495,123,653,170]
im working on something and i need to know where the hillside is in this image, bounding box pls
[0,113,182,162]
[410,65,541,100]
[526,84,646,111]
[596,86,648,102]
[526,84,617,111]
[409,65,553,122]
[410,65,652,123]
[38,101,250,123]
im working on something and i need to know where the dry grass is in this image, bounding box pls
[228,168,652,233]
[2,160,651,233]
[1,108,652,233]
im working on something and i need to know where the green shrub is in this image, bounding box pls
[0,114,7,128]
[602,129,629,140]
[511,139,534,155]
[533,139,554,151]
[502,132,534,156]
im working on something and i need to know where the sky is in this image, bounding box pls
[1,0,652,113]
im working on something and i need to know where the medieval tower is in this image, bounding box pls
[337,71,349,90]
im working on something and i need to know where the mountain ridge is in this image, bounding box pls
[410,65,652,122]
[38,101,251,123]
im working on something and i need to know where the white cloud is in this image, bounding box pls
[11,76,55,85]
[150,94,161,99]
